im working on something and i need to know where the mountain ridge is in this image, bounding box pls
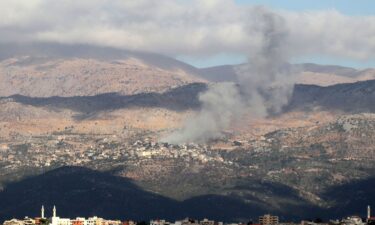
[0,166,373,222]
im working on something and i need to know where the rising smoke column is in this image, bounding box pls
[162,7,297,144]
[236,6,296,116]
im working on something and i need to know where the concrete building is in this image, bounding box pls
[3,219,25,225]
[71,218,86,225]
[259,214,279,225]
[300,221,327,225]
[23,218,35,225]
[121,221,136,225]
[340,216,364,225]
[2,218,36,225]
[368,206,371,221]
[150,220,171,225]
[199,219,214,225]
[50,206,71,225]
[102,220,121,225]
[368,205,375,225]
[88,216,108,225]
[174,218,199,225]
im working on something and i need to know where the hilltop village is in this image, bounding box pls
[1,113,375,212]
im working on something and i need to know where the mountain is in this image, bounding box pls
[0,166,310,222]
[1,79,373,121]
[298,63,361,77]
[0,43,205,97]
[0,43,199,74]
[0,166,179,221]
[198,65,238,83]
[0,120,372,221]
[0,164,373,222]
[0,83,207,118]
[286,80,375,113]
[0,43,374,222]
[197,63,375,86]
[2,43,375,99]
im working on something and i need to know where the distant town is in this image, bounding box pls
[3,206,375,225]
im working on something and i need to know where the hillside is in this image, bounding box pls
[0,80,373,123]
[286,80,375,113]
[0,166,309,222]
[198,63,375,86]
[0,113,374,221]
[0,44,374,222]
[0,43,205,97]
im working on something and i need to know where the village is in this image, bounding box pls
[3,206,375,225]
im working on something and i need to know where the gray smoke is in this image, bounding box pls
[236,7,296,116]
[162,7,297,144]
[161,82,244,143]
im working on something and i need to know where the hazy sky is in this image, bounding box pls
[236,0,375,16]
[184,0,375,68]
[1,0,375,68]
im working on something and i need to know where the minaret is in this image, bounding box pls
[41,205,45,218]
[368,205,371,220]
[53,205,56,218]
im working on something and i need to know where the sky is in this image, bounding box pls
[236,0,375,16]
[235,0,375,69]
[181,0,375,68]
[1,0,375,68]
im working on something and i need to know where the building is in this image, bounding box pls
[368,206,371,221]
[174,218,199,225]
[340,216,364,225]
[34,217,42,225]
[199,219,214,225]
[121,221,136,225]
[368,205,375,225]
[71,218,86,225]
[3,219,25,225]
[300,221,327,225]
[102,220,121,225]
[150,220,171,225]
[259,214,279,225]
[50,206,71,225]
[23,218,36,225]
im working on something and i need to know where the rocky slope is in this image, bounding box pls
[198,63,375,86]
[0,43,205,97]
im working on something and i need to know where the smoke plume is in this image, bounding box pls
[162,7,297,144]
[161,82,244,143]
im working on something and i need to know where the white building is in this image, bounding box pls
[50,206,71,225]
[44,206,120,225]
[87,216,104,225]
[3,219,25,225]
[341,216,365,225]
[150,220,170,225]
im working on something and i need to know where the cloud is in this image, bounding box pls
[284,10,375,60]
[1,0,375,60]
